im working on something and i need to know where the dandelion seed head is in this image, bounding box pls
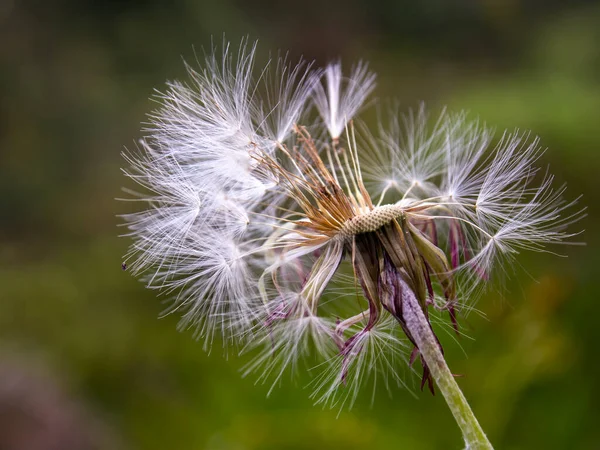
[122,38,584,409]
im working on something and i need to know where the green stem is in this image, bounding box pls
[402,288,493,450]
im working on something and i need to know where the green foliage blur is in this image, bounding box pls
[1,1,598,448]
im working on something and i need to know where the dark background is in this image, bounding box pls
[1,1,599,448]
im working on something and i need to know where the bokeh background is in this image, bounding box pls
[1,0,599,449]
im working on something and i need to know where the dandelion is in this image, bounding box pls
[121,38,584,449]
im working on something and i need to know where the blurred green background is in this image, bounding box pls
[1,1,598,449]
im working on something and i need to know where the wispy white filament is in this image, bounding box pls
[314,62,376,139]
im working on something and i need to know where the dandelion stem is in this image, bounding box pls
[402,287,493,450]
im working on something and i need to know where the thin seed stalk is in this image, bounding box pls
[402,287,493,450]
